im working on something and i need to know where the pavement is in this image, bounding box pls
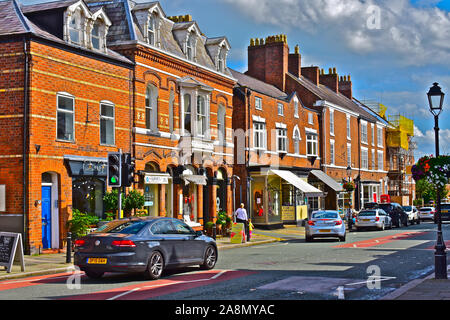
[1,225,449,300]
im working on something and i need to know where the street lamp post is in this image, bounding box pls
[427,82,447,280]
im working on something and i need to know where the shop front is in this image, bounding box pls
[249,168,323,229]
[360,181,381,208]
[308,170,344,213]
[65,155,107,220]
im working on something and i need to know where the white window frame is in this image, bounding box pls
[378,150,384,171]
[255,96,262,110]
[91,22,101,50]
[361,147,369,170]
[68,13,82,45]
[330,139,335,165]
[196,95,207,137]
[253,121,266,150]
[145,84,158,132]
[329,109,334,136]
[306,134,318,156]
[56,93,75,142]
[377,126,383,147]
[100,101,115,146]
[361,120,368,144]
[346,115,351,140]
[371,123,375,146]
[278,103,284,116]
[186,32,196,61]
[276,128,288,153]
[308,112,314,125]
[347,143,352,166]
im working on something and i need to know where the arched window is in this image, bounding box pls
[183,93,191,135]
[293,127,301,155]
[145,84,158,131]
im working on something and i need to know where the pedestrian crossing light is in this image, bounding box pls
[107,152,122,187]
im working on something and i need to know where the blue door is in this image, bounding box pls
[41,186,52,249]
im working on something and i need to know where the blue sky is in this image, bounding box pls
[18,0,450,159]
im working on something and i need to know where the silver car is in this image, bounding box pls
[419,207,435,221]
[305,210,346,242]
[402,206,420,224]
[355,209,392,231]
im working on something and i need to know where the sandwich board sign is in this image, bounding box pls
[0,232,25,273]
[230,223,246,244]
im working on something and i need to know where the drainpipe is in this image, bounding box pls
[22,37,30,254]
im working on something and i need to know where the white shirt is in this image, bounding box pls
[235,207,248,221]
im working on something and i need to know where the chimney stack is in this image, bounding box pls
[301,66,320,86]
[339,74,352,99]
[288,45,301,78]
[319,67,339,93]
[247,34,289,91]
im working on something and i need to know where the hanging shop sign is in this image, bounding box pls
[144,174,170,185]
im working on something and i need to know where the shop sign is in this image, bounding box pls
[282,206,295,221]
[145,175,169,185]
[230,223,246,243]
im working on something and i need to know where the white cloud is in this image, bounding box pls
[220,0,450,66]
[413,127,450,158]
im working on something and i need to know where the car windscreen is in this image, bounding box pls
[420,208,432,212]
[358,211,377,216]
[379,204,393,212]
[403,206,412,211]
[312,212,339,219]
[94,220,147,234]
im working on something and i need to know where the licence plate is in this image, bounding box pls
[87,258,107,264]
[319,229,331,233]
[442,210,448,213]
[362,219,370,222]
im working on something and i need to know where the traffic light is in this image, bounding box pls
[121,153,135,187]
[107,152,122,187]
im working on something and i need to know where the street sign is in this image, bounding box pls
[0,232,25,273]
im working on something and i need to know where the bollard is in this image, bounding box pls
[212,224,216,240]
[66,232,72,263]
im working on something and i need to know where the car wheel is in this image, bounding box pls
[144,251,164,280]
[305,235,312,242]
[84,269,104,279]
[200,245,217,270]
[416,218,420,225]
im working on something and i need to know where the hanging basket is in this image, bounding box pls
[412,155,450,189]
[343,181,355,192]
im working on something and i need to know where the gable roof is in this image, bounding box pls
[230,68,288,100]
[286,72,379,122]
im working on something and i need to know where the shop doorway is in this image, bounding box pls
[216,169,227,215]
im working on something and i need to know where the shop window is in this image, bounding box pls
[268,176,281,223]
[57,94,75,141]
[72,177,105,219]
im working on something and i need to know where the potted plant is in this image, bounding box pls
[204,221,215,237]
[343,180,355,192]
[216,211,228,236]
[123,189,145,217]
[66,209,99,240]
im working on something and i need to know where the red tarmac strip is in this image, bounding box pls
[0,272,76,292]
[334,231,429,248]
[60,269,256,300]
[425,240,450,250]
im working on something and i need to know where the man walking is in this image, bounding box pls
[235,203,250,241]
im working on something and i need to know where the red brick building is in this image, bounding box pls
[234,34,390,220]
[0,0,134,254]
[85,1,236,229]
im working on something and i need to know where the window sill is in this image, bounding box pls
[55,139,75,144]
[100,144,116,148]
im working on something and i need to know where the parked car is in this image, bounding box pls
[419,207,435,222]
[402,206,421,225]
[355,209,392,231]
[74,217,218,280]
[378,202,408,227]
[305,210,346,242]
[363,202,379,210]
[435,203,450,223]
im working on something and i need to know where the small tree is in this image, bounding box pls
[123,189,145,216]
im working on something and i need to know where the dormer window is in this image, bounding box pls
[217,46,226,73]
[148,14,156,45]
[91,23,100,50]
[69,15,81,45]
[186,32,195,61]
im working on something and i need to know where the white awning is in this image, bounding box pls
[309,170,344,192]
[269,169,323,197]
[181,174,207,186]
